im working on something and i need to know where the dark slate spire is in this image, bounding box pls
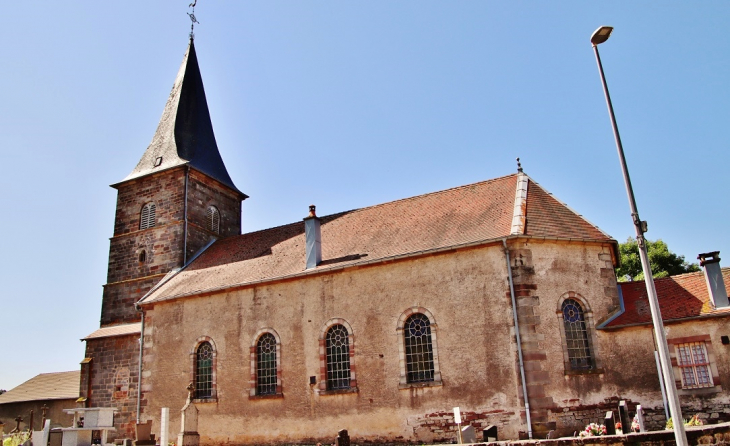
[121,40,243,195]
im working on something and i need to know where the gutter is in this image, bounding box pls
[503,239,532,439]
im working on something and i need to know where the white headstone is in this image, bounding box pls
[453,407,461,424]
[636,405,646,433]
[160,408,169,446]
[461,425,475,444]
[32,419,51,446]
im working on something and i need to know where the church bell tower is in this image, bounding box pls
[80,38,246,439]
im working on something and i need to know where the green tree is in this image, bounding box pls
[616,238,700,282]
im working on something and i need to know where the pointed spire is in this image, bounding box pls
[120,40,243,195]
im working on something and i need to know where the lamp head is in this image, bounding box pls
[591,26,614,45]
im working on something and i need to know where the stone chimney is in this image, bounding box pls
[698,251,729,309]
[304,205,322,269]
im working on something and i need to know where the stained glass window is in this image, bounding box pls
[326,324,350,390]
[562,299,593,370]
[405,313,435,383]
[256,333,277,395]
[195,342,213,399]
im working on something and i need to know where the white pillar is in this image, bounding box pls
[160,408,169,446]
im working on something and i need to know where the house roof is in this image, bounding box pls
[81,322,141,341]
[117,39,244,196]
[603,267,730,328]
[0,371,79,404]
[140,173,615,305]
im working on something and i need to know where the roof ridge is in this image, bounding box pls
[233,174,518,239]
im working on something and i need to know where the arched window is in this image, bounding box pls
[140,203,156,230]
[325,324,351,390]
[206,206,220,234]
[397,307,441,388]
[256,333,277,395]
[561,298,594,370]
[404,313,435,383]
[195,341,214,399]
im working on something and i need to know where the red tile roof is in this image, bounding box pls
[604,268,730,328]
[141,173,614,304]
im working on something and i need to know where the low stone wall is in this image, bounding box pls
[463,422,730,446]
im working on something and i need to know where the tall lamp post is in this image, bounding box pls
[590,26,687,446]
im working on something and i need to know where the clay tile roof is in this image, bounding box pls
[141,173,614,304]
[81,322,141,340]
[0,371,80,404]
[604,267,730,328]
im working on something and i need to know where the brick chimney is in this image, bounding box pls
[698,251,729,309]
[304,205,322,269]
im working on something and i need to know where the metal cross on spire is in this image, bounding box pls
[188,1,200,40]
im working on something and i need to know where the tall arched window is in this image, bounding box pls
[195,341,214,399]
[325,324,351,390]
[404,313,435,383]
[562,298,594,370]
[256,333,277,395]
[206,206,220,234]
[140,203,156,230]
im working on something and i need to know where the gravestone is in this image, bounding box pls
[177,384,200,446]
[134,421,154,446]
[461,425,475,444]
[33,419,51,446]
[335,429,350,446]
[482,425,497,442]
[636,405,646,433]
[604,411,616,435]
[618,400,631,434]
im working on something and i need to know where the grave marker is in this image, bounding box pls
[604,411,616,435]
[619,400,631,434]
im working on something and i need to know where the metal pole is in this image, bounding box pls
[654,351,670,421]
[592,43,687,446]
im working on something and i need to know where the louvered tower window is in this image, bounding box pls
[140,203,156,230]
[206,206,220,234]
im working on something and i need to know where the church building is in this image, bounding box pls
[79,36,730,444]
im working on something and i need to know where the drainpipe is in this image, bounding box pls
[503,239,533,439]
[135,304,145,424]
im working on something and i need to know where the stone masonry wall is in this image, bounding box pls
[82,334,140,441]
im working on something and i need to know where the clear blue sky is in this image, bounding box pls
[2,2,728,390]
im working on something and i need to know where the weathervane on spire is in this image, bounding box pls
[188,1,200,40]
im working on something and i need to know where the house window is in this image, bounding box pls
[256,333,277,395]
[676,342,713,389]
[562,298,594,370]
[326,324,351,390]
[140,203,156,230]
[195,341,214,399]
[404,313,435,383]
[206,206,220,234]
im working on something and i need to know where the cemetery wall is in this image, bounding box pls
[82,334,140,440]
[140,239,621,444]
[0,398,76,431]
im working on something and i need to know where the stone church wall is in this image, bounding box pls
[140,239,622,444]
[81,334,140,440]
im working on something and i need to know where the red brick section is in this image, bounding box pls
[81,335,140,441]
[145,174,615,303]
[606,267,730,328]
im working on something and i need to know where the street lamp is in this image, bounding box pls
[590,26,688,446]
